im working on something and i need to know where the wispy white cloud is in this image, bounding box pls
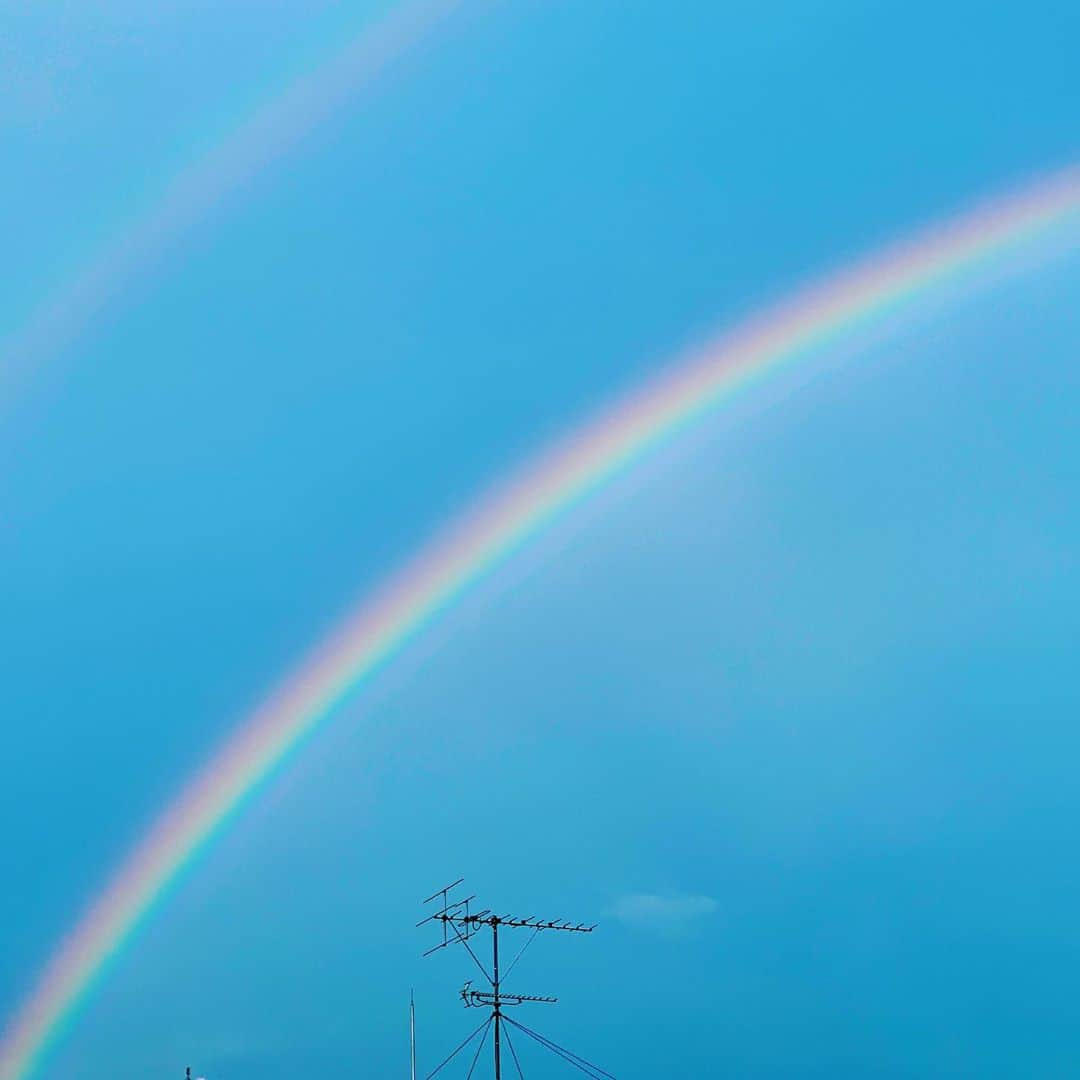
[609,892,718,934]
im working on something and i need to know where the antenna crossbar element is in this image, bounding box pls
[436,913,595,933]
[423,879,465,904]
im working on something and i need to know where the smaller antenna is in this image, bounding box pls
[461,982,557,1008]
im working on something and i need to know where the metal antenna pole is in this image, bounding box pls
[410,990,416,1080]
[492,919,501,1080]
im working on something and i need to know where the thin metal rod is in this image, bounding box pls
[411,990,417,1080]
[492,920,502,1080]
[423,879,465,904]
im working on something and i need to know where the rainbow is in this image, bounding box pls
[3,166,1080,1079]
[0,0,463,400]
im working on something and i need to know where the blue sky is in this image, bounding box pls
[2,2,1080,1077]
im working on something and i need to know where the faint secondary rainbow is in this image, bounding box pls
[0,0,464,401]
[4,166,1080,1080]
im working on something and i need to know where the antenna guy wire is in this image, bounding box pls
[503,1017,616,1080]
[424,1016,491,1080]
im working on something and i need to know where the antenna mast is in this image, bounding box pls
[411,990,417,1080]
[417,879,615,1079]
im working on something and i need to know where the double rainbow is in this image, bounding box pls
[2,100,1078,1080]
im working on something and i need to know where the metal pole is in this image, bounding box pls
[492,919,502,1080]
[410,990,416,1080]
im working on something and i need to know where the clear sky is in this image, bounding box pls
[2,2,1080,1077]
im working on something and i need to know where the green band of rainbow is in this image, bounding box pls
[3,166,1079,1080]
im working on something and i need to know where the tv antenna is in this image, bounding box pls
[417,879,616,1079]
